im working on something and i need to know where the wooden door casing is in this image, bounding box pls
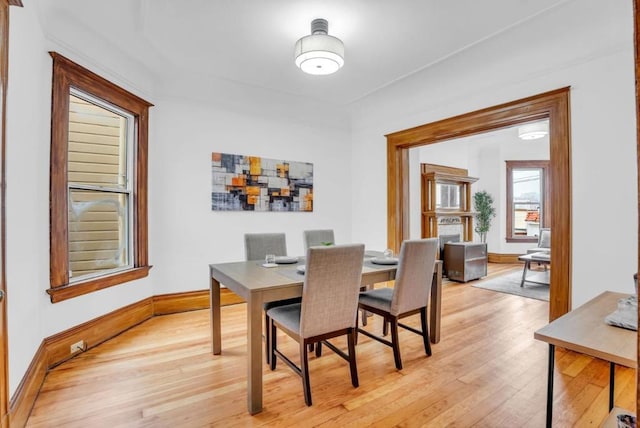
[633,0,639,419]
[386,88,571,322]
[1,2,23,427]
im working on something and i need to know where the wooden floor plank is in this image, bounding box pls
[25,264,636,426]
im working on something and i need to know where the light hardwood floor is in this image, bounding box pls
[25,264,636,427]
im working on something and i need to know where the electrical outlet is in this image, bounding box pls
[70,340,85,354]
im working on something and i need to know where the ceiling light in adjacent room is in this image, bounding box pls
[295,18,344,75]
[518,122,549,140]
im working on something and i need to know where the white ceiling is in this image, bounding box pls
[34,0,571,106]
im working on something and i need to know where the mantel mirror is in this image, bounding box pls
[436,183,461,210]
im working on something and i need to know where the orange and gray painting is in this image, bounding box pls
[211,152,313,211]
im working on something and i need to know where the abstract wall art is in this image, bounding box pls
[211,152,313,211]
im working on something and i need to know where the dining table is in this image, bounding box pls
[209,252,443,414]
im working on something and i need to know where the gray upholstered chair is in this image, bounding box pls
[357,238,438,370]
[244,233,288,261]
[244,233,300,364]
[302,228,374,326]
[527,228,550,271]
[268,244,365,406]
[303,229,335,250]
[527,228,551,254]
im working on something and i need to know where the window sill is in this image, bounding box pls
[47,266,152,303]
[505,237,538,244]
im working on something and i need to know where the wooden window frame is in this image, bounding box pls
[505,160,550,243]
[47,53,152,303]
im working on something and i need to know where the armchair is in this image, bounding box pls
[527,228,550,255]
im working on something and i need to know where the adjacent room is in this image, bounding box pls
[411,121,552,301]
[1,1,638,427]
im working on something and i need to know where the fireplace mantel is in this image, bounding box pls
[430,211,476,217]
[421,164,479,241]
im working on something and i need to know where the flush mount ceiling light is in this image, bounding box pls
[294,18,344,75]
[518,122,549,140]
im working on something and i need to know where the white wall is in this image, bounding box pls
[6,2,156,396]
[494,132,550,254]
[351,0,637,307]
[148,97,351,296]
[408,148,421,239]
[6,2,49,398]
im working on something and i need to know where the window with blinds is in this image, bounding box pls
[67,92,133,281]
[49,52,151,302]
[505,160,550,243]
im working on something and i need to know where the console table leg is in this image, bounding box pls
[546,344,555,428]
[609,362,615,411]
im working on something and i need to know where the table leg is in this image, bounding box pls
[609,362,615,411]
[546,344,555,428]
[210,273,221,355]
[520,260,530,287]
[429,261,442,344]
[247,294,264,414]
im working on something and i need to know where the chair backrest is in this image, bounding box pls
[390,238,438,316]
[244,233,287,261]
[303,229,335,250]
[299,244,365,338]
[538,228,551,249]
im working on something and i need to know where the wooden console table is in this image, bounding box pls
[534,292,636,428]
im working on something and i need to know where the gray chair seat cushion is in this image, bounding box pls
[358,287,393,312]
[267,303,301,333]
[264,297,301,311]
[527,247,551,254]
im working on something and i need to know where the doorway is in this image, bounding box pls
[386,87,571,321]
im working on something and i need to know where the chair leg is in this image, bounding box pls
[420,307,432,356]
[265,313,271,365]
[360,285,369,326]
[270,320,277,371]
[390,317,402,370]
[315,341,322,357]
[382,319,389,336]
[300,340,312,406]
[347,328,359,387]
[355,311,360,345]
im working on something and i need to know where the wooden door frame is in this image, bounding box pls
[0,3,6,425]
[1,2,22,427]
[633,0,640,419]
[386,87,571,322]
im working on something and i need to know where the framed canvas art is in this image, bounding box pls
[211,152,313,211]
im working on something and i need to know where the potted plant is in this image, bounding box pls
[473,190,496,243]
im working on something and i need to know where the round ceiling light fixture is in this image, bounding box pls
[518,121,549,140]
[294,18,344,75]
